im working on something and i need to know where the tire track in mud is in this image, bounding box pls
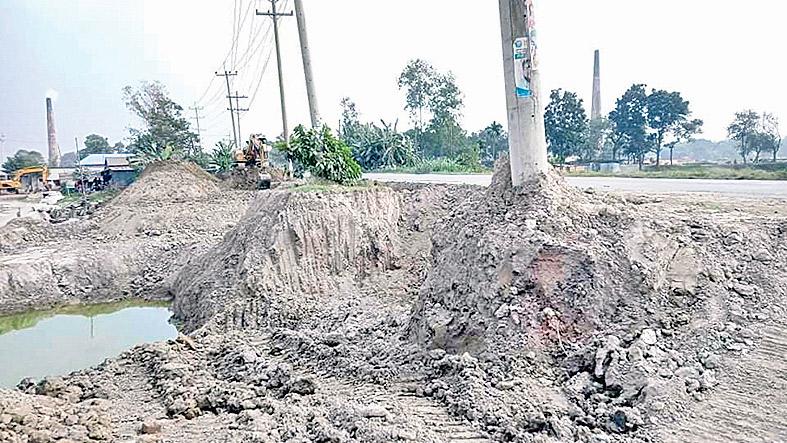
[258,337,491,443]
[316,377,492,443]
[662,322,787,443]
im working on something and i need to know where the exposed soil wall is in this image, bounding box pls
[171,187,404,332]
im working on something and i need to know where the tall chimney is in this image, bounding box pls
[46,97,61,167]
[591,50,602,121]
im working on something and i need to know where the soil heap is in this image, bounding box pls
[2,158,786,442]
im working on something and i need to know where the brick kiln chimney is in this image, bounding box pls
[46,97,62,167]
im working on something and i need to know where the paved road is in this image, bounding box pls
[364,173,787,198]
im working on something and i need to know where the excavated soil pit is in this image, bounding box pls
[1,158,786,442]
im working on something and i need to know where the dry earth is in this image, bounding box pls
[1,158,786,442]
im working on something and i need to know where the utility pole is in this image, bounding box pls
[257,0,293,145]
[216,70,239,148]
[74,137,86,201]
[499,0,548,186]
[293,0,321,128]
[228,91,249,148]
[189,104,204,150]
[0,133,5,168]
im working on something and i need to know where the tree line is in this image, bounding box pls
[2,69,782,175]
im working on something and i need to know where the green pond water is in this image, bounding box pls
[0,301,177,388]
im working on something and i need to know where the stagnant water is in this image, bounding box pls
[0,301,178,388]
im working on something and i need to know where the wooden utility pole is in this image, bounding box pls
[499,0,548,186]
[293,0,320,128]
[228,91,249,147]
[257,0,293,145]
[189,104,204,150]
[216,70,239,148]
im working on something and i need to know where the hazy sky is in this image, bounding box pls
[1,0,785,162]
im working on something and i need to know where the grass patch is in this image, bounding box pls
[376,157,490,174]
[567,165,787,180]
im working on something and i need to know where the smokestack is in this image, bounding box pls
[591,50,602,121]
[46,97,61,167]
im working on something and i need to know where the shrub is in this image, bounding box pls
[280,125,362,184]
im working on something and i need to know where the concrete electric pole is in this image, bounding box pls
[591,50,602,121]
[257,0,293,145]
[293,0,321,128]
[0,133,5,167]
[216,70,239,148]
[498,0,548,186]
[229,91,249,147]
[189,104,204,150]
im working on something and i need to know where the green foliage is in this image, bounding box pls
[398,60,465,158]
[545,89,589,163]
[471,122,508,167]
[81,134,111,160]
[339,98,417,170]
[123,81,199,163]
[646,90,702,165]
[280,125,362,184]
[211,140,236,173]
[727,110,760,164]
[380,157,488,174]
[133,143,180,165]
[583,117,613,161]
[339,97,361,141]
[349,120,417,170]
[756,113,781,163]
[60,152,78,167]
[2,150,45,172]
[609,84,651,168]
[398,59,437,134]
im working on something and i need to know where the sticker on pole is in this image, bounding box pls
[514,38,532,97]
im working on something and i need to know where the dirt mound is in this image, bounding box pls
[405,157,787,441]
[409,157,637,355]
[170,187,403,332]
[113,161,220,206]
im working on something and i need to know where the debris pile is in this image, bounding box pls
[1,158,786,442]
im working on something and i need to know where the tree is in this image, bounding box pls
[544,89,588,163]
[646,90,702,166]
[583,117,612,161]
[472,122,508,167]
[398,59,436,142]
[609,84,650,169]
[666,119,703,165]
[339,97,361,142]
[60,152,78,168]
[81,134,111,160]
[123,81,199,162]
[428,72,463,126]
[727,110,760,164]
[113,142,127,153]
[760,113,782,162]
[2,150,45,172]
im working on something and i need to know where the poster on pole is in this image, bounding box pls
[514,37,531,98]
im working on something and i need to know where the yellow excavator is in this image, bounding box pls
[0,165,49,193]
